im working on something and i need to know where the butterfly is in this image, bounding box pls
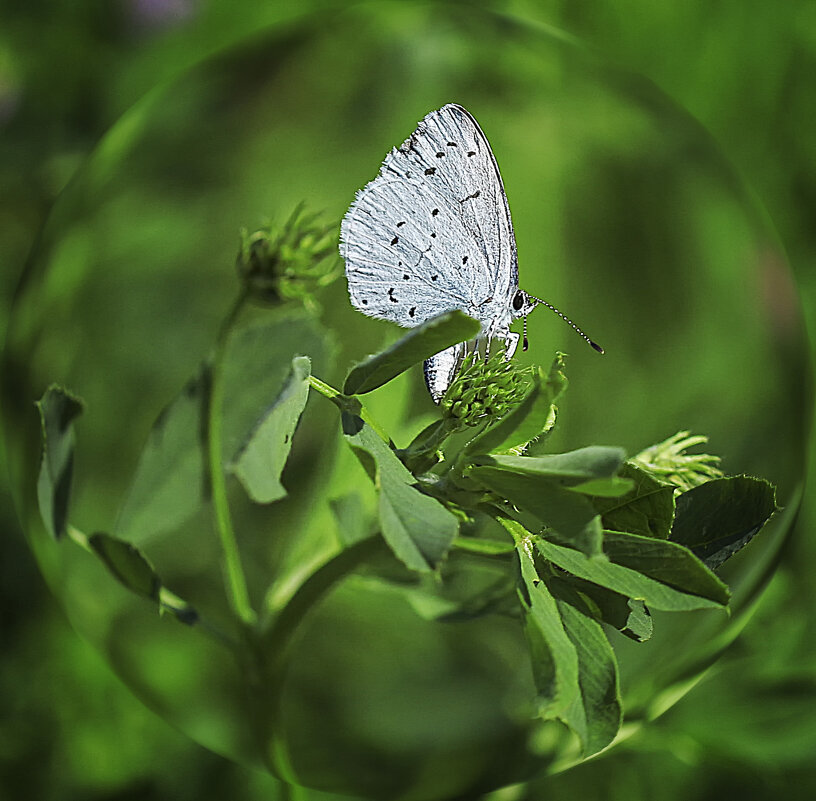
[339,103,601,402]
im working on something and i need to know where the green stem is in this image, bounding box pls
[208,289,256,626]
[307,374,392,442]
[307,374,342,402]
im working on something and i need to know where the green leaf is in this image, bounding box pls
[518,547,582,728]
[670,476,778,569]
[115,367,210,544]
[566,476,636,498]
[220,311,330,463]
[472,446,626,484]
[548,577,623,755]
[231,356,311,504]
[342,410,458,571]
[115,311,329,544]
[602,530,730,606]
[87,532,198,624]
[329,493,370,547]
[88,532,161,601]
[535,538,728,611]
[36,385,84,540]
[593,462,676,539]
[470,467,604,556]
[343,310,481,395]
[453,536,516,555]
[557,575,653,642]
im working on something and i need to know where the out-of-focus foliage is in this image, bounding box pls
[1,1,814,800]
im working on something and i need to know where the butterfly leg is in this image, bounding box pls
[424,341,466,404]
[503,331,520,359]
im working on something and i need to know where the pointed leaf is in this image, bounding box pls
[231,356,311,503]
[602,530,729,605]
[342,411,458,571]
[548,576,622,755]
[87,532,198,624]
[88,532,161,601]
[36,385,84,540]
[593,462,675,539]
[518,547,582,727]
[535,538,728,611]
[343,310,480,395]
[473,446,626,484]
[671,476,778,569]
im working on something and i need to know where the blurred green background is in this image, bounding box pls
[1,1,814,799]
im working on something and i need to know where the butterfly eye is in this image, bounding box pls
[512,291,525,312]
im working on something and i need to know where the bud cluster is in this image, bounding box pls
[236,204,341,304]
[632,430,724,492]
[441,349,530,426]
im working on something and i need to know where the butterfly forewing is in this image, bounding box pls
[341,104,519,336]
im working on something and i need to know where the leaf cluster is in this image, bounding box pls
[33,213,780,769]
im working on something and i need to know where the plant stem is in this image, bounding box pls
[307,374,342,401]
[208,289,256,626]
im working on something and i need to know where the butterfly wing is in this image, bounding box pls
[340,104,518,334]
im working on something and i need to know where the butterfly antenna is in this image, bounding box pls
[529,295,604,354]
[523,315,529,351]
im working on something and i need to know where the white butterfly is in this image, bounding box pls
[340,103,599,402]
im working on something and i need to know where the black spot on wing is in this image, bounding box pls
[424,167,436,175]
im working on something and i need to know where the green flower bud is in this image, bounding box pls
[236,203,341,305]
[441,349,532,426]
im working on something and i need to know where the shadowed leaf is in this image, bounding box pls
[231,356,311,504]
[593,462,675,538]
[670,476,778,569]
[36,385,84,540]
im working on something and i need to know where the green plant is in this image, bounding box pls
[34,209,778,788]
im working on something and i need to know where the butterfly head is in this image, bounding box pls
[510,289,541,320]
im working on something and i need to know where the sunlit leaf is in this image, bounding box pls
[548,577,622,755]
[602,530,729,606]
[535,538,728,611]
[518,547,582,727]
[343,310,480,395]
[472,446,626,483]
[342,411,458,571]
